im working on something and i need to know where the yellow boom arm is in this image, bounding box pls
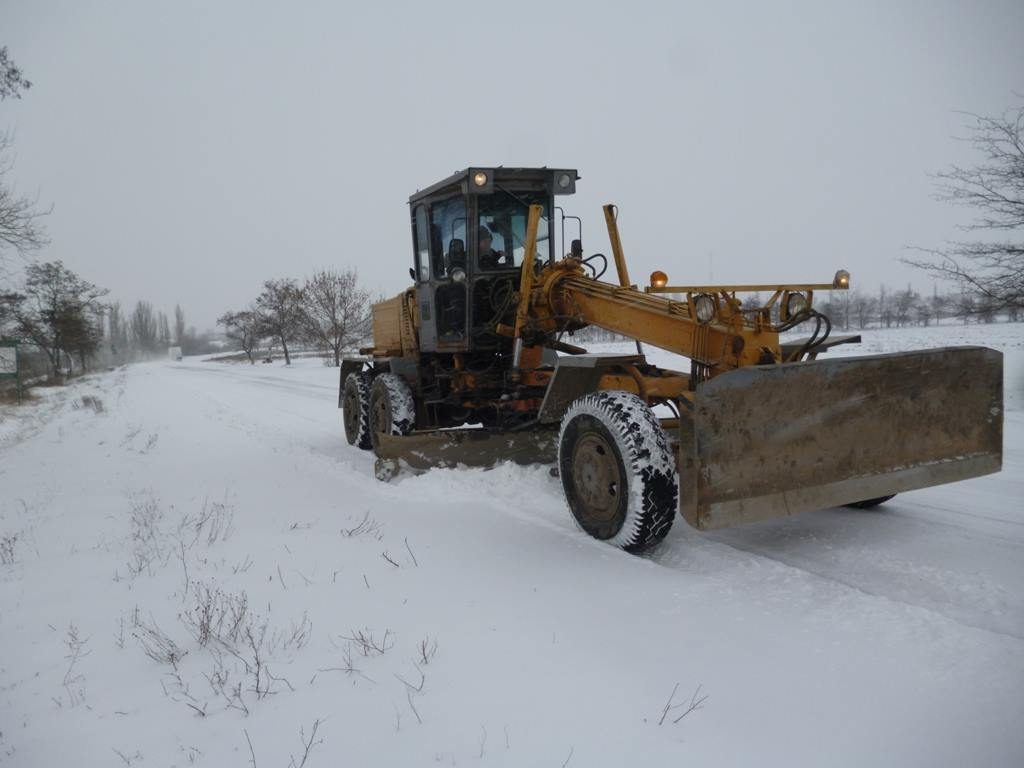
[517,204,841,378]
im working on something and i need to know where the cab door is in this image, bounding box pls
[411,204,438,351]
[425,195,469,352]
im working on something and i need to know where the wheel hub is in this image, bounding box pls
[571,432,622,524]
[371,395,391,437]
[343,389,359,437]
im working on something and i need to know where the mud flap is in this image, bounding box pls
[680,346,1003,530]
[373,426,559,479]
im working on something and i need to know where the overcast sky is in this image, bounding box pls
[2,0,1022,329]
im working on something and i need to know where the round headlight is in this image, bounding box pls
[451,267,466,283]
[694,294,716,324]
[557,172,572,189]
[472,171,488,187]
[833,269,850,289]
[650,270,668,288]
[786,291,809,318]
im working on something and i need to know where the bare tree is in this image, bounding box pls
[158,311,171,348]
[0,289,17,333]
[913,297,933,326]
[0,132,48,265]
[0,47,31,101]
[954,292,975,325]
[174,304,186,347]
[64,303,106,371]
[0,50,45,266]
[108,302,128,356]
[218,310,261,364]
[905,105,1024,312]
[928,288,949,324]
[130,301,159,354]
[255,279,304,365]
[977,295,999,323]
[302,269,370,366]
[3,261,107,376]
[894,285,919,327]
[849,291,877,329]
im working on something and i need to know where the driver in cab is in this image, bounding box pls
[478,225,512,270]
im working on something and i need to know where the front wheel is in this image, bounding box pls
[558,391,678,553]
[369,373,416,450]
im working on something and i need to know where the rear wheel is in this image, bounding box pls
[342,372,373,449]
[845,494,896,509]
[369,373,416,450]
[558,391,678,553]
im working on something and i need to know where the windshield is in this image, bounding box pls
[477,191,551,271]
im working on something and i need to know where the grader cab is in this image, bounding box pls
[340,167,1003,553]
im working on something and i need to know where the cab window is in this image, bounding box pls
[477,192,550,271]
[429,196,467,279]
[413,205,430,282]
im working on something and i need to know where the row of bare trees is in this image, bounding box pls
[4,49,213,369]
[0,258,216,377]
[574,282,1016,345]
[107,300,214,359]
[219,269,370,365]
[810,285,1016,331]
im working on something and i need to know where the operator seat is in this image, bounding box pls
[447,238,466,274]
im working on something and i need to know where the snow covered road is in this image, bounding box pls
[2,324,1023,766]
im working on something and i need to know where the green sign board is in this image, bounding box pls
[0,340,18,380]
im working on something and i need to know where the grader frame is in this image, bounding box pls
[341,168,1003,551]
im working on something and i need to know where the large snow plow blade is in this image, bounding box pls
[680,346,1003,530]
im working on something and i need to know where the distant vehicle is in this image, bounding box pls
[168,346,183,361]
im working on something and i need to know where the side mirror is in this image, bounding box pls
[409,267,416,281]
[570,239,583,259]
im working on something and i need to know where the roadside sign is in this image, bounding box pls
[0,341,17,380]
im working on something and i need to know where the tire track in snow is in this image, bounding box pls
[691,535,1024,643]
[653,499,1024,641]
[170,362,336,398]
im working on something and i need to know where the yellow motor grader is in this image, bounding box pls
[340,167,1003,552]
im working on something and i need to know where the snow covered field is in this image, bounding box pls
[1,323,1023,766]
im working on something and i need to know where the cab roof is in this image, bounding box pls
[408,167,578,204]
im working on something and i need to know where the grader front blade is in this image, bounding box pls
[373,426,559,479]
[680,346,1004,530]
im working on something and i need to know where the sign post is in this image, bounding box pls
[0,339,21,403]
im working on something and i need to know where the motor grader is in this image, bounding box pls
[339,167,1003,552]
